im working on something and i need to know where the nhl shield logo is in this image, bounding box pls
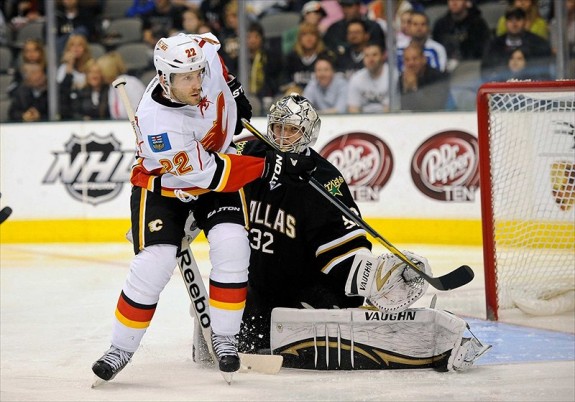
[43,133,133,205]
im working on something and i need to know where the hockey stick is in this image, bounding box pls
[178,225,283,375]
[113,80,282,375]
[0,193,12,224]
[240,118,474,291]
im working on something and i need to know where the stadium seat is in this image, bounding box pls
[0,98,11,122]
[102,0,132,20]
[13,22,45,48]
[0,73,14,100]
[139,69,157,86]
[88,43,106,59]
[0,47,13,73]
[115,43,152,74]
[102,18,143,48]
[449,60,482,111]
[260,12,300,39]
[479,1,508,34]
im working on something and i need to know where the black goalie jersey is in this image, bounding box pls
[237,140,372,311]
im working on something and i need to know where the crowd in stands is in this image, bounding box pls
[0,0,573,122]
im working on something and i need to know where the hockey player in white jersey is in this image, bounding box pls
[92,33,315,384]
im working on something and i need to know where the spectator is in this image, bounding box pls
[200,0,231,35]
[56,33,93,90]
[399,42,450,111]
[283,21,330,93]
[55,0,99,56]
[324,0,386,55]
[7,38,46,96]
[8,62,48,122]
[65,59,110,120]
[282,0,327,55]
[347,42,398,113]
[180,6,205,34]
[303,52,348,114]
[496,0,549,40]
[505,47,534,79]
[549,0,574,77]
[246,21,282,115]
[367,0,415,39]
[218,0,240,74]
[97,51,146,120]
[6,0,44,32]
[397,10,447,72]
[140,0,184,48]
[335,18,371,79]
[432,0,491,72]
[396,8,414,44]
[126,0,155,17]
[481,7,552,82]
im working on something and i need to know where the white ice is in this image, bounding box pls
[1,242,574,401]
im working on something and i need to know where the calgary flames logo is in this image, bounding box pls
[411,131,479,202]
[319,133,393,202]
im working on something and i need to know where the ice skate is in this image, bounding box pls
[211,333,240,384]
[91,345,134,385]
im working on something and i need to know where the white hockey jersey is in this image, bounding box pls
[130,33,264,198]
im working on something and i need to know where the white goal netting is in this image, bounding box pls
[480,82,575,317]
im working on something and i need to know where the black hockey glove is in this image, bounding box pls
[262,150,317,186]
[227,75,252,135]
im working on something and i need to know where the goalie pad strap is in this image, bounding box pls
[270,307,466,370]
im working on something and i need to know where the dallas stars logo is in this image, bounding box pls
[325,176,345,196]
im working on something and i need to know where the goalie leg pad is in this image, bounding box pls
[270,307,474,370]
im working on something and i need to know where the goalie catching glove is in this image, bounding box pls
[345,250,431,312]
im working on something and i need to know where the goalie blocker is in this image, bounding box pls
[270,307,491,371]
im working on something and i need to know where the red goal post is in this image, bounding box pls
[477,80,575,321]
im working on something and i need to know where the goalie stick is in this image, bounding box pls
[240,118,474,291]
[113,79,283,377]
[0,193,12,224]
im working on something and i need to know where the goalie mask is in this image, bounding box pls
[266,93,321,153]
[153,33,208,103]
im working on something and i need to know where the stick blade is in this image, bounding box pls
[0,206,12,224]
[238,353,283,374]
[430,265,474,291]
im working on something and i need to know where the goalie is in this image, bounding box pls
[216,94,490,371]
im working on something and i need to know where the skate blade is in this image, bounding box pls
[91,376,107,388]
[220,371,234,385]
[476,344,492,360]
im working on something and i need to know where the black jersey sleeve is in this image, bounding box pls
[305,150,372,291]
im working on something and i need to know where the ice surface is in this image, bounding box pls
[1,243,573,402]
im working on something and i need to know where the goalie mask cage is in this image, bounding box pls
[477,80,575,321]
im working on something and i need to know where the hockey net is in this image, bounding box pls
[477,80,575,320]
